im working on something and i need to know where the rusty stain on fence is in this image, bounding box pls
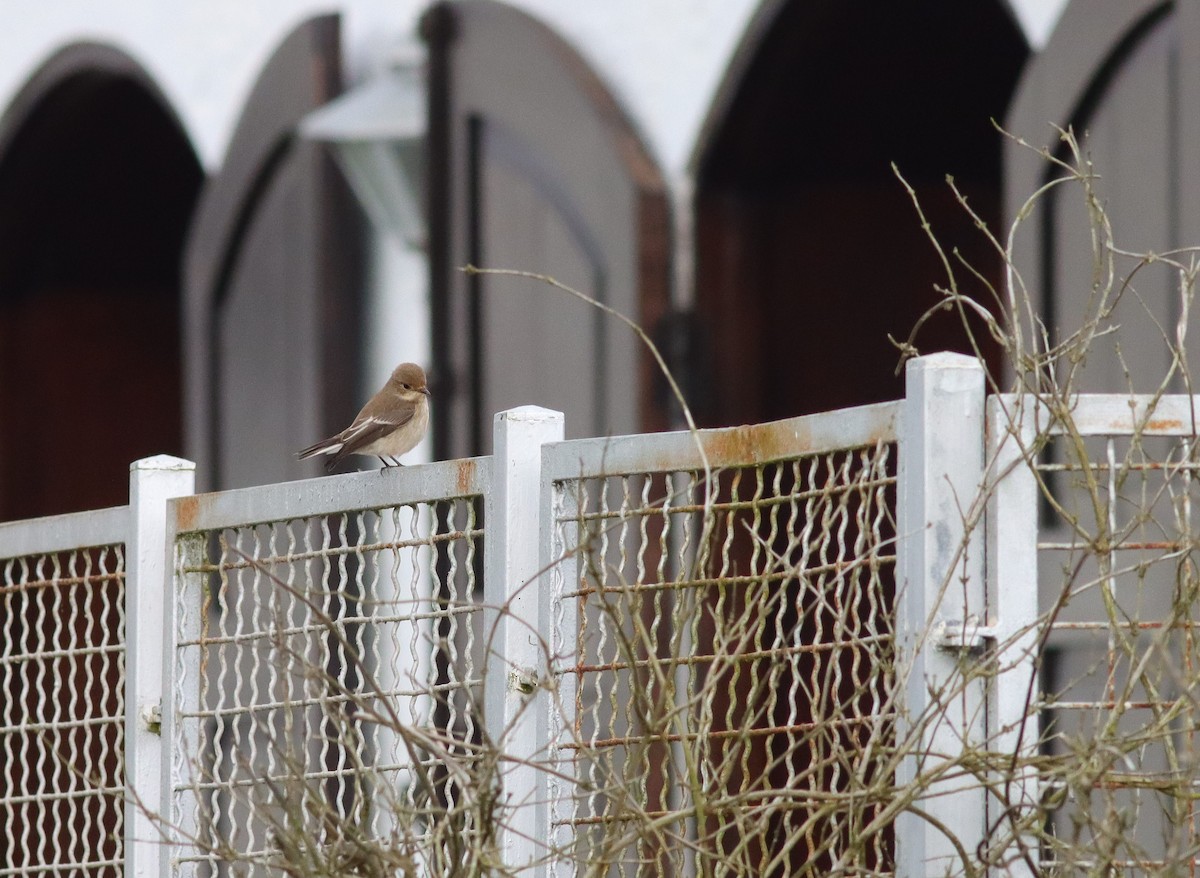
[174,494,200,532]
[1142,417,1185,432]
[457,457,476,495]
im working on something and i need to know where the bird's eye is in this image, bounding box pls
[402,383,411,390]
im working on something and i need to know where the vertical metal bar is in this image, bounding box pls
[125,455,196,878]
[542,459,581,878]
[986,395,1040,878]
[163,527,206,878]
[485,406,565,872]
[896,353,987,877]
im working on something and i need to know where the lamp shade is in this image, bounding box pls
[300,63,426,248]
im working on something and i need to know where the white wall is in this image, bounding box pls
[0,0,1067,177]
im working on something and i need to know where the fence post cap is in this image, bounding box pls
[906,351,982,373]
[130,454,197,473]
[495,405,565,423]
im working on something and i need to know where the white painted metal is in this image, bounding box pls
[484,406,565,873]
[159,524,204,878]
[896,353,988,877]
[163,464,489,878]
[169,455,491,533]
[541,399,901,480]
[124,456,196,878]
[0,504,127,558]
[540,437,580,878]
[0,521,128,878]
[1041,393,1200,435]
[541,389,904,874]
[985,396,1040,878]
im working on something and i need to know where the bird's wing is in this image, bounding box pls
[336,399,416,454]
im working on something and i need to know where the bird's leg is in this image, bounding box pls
[377,456,404,473]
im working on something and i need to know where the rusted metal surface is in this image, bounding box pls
[166,455,492,534]
[173,495,199,533]
[542,400,901,480]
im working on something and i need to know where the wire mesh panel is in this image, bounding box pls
[0,542,127,878]
[543,408,900,877]
[169,479,487,878]
[1028,398,1200,874]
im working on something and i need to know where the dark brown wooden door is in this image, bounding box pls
[693,0,1026,427]
[687,4,1027,870]
[182,13,363,490]
[0,44,201,520]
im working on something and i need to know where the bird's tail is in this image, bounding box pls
[297,440,344,472]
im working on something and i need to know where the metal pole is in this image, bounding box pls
[896,353,987,876]
[485,406,565,872]
[986,395,1040,877]
[124,455,195,878]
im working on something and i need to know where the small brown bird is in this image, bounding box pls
[298,362,431,472]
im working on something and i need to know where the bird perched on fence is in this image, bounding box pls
[297,362,431,471]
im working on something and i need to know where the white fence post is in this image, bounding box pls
[896,353,987,877]
[985,396,1040,877]
[485,406,565,873]
[124,455,195,878]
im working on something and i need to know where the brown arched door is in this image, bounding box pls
[0,45,202,520]
[693,0,1027,427]
[687,4,1028,870]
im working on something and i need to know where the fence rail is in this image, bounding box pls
[6,354,1200,876]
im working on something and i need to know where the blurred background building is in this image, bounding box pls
[3,0,1169,521]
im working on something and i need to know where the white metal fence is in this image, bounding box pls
[5,353,1200,876]
[539,396,900,876]
[988,393,1200,875]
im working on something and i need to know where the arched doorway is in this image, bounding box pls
[423,0,671,457]
[693,1,1028,426]
[685,5,1029,870]
[0,44,202,520]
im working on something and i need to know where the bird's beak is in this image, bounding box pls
[422,387,432,397]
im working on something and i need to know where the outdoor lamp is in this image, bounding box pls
[299,53,426,249]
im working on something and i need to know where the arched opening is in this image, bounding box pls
[694,1,1028,426]
[0,45,202,519]
[688,5,1029,870]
